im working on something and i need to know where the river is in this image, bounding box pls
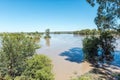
[37,34,120,80]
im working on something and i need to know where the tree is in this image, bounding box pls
[86,0,120,30]
[99,31,115,62]
[83,36,99,62]
[0,33,39,78]
[85,0,118,62]
[44,29,51,38]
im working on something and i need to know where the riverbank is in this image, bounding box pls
[37,47,93,80]
[52,59,93,80]
[71,63,120,80]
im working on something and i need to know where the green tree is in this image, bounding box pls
[23,54,54,80]
[84,0,118,62]
[99,31,115,62]
[0,33,39,78]
[83,31,115,63]
[86,0,120,30]
[83,36,99,62]
[44,29,51,38]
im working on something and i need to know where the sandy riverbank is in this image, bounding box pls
[52,60,93,80]
[37,47,93,80]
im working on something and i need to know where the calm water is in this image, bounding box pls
[37,34,92,80]
[37,34,120,66]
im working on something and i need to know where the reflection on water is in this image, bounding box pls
[39,34,120,66]
[34,37,40,43]
[45,38,50,47]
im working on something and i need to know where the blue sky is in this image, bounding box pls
[0,0,98,32]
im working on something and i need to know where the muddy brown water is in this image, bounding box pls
[37,34,120,80]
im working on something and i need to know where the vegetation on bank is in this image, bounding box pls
[73,29,119,36]
[0,32,43,37]
[0,33,54,80]
[0,29,119,36]
[23,54,54,80]
[82,0,120,64]
[83,31,115,64]
[73,29,99,35]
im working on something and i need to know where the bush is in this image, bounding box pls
[99,31,115,62]
[4,75,12,80]
[23,54,54,80]
[14,75,35,80]
[0,33,54,80]
[83,36,99,62]
[0,33,39,78]
[83,31,115,63]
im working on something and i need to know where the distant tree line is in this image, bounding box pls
[73,29,119,36]
[73,29,99,35]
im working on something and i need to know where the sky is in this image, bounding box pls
[0,0,98,32]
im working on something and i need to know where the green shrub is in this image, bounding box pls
[14,75,35,80]
[83,31,115,63]
[83,36,99,62]
[4,75,12,80]
[0,33,39,78]
[23,54,54,80]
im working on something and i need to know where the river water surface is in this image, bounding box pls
[37,34,120,80]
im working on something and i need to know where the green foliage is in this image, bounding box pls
[14,75,35,80]
[74,29,100,35]
[84,0,117,63]
[0,33,54,80]
[23,54,54,80]
[44,29,51,38]
[83,36,99,62]
[86,0,120,30]
[83,30,115,63]
[73,29,119,36]
[0,33,39,78]
[4,75,13,80]
[99,31,115,62]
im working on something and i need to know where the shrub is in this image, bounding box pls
[0,33,39,78]
[83,31,115,63]
[23,54,54,80]
[14,75,35,80]
[99,31,115,62]
[83,36,99,62]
